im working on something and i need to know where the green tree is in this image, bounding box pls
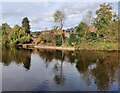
[53,10,66,45]
[1,23,11,35]
[8,25,30,44]
[69,33,78,46]
[53,10,66,29]
[52,26,59,31]
[55,35,62,46]
[93,3,113,38]
[22,17,30,34]
[76,22,88,37]
[83,11,93,26]
[1,23,11,45]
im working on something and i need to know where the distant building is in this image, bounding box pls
[64,28,77,38]
[53,28,77,38]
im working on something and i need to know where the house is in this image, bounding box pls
[53,29,76,38]
[64,28,77,38]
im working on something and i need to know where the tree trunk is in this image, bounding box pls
[97,33,99,38]
[61,30,64,46]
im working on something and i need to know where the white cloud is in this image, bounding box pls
[30,16,41,23]
[67,14,80,19]
[43,17,52,22]
[2,2,118,31]
[2,0,119,2]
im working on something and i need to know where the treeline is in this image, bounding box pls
[75,3,118,45]
[0,3,118,50]
[1,17,31,45]
[36,3,118,50]
[32,49,119,90]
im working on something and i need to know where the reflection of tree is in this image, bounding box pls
[67,51,76,64]
[75,51,119,91]
[33,49,119,90]
[23,56,31,70]
[91,54,119,91]
[76,51,97,73]
[34,49,66,84]
[35,49,63,68]
[53,62,65,85]
[2,46,31,70]
[92,61,110,91]
[53,51,65,85]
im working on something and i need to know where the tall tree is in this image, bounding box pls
[22,17,30,34]
[1,23,11,35]
[1,23,11,44]
[76,22,88,37]
[83,11,93,26]
[93,3,113,38]
[53,10,66,45]
[8,25,30,44]
[53,10,66,30]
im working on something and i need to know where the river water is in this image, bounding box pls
[1,47,120,91]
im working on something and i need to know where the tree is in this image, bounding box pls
[76,22,88,37]
[69,33,78,46]
[8,25,30,44]
[83,11,93,26]
[81,11,93,37]
[93,3,113,38]
[1,23,11,45]
[22,17,30,34]
[53,10,66,29]
[1,23,11,35]
[53,10,66,45]
[52,26,59,31]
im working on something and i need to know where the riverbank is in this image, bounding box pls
[35,45,75,51]
[9,42,119,51]
[34,45,119,51]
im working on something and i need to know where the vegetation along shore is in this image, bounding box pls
[1,3,118,50]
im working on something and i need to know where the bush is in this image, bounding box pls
[69,33,78,46]
[85,32,97,42]
[55,35,62,46]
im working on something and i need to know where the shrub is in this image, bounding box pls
[69,33,78,46]
[85,32,97,42]
[55,35,62,46]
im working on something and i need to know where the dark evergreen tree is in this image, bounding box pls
[22,17,30,34]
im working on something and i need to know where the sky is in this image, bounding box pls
[1,0,119,32]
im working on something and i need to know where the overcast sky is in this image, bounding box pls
[1,1,118,32]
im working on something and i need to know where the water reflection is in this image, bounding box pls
[2,47,119,91]
[2,47,32,70]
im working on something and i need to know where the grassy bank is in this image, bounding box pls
[32,42,118,51]
[75,42,118,51]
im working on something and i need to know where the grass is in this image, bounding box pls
[75,41,118,50]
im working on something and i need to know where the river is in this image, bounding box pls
[1,47,120,91]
